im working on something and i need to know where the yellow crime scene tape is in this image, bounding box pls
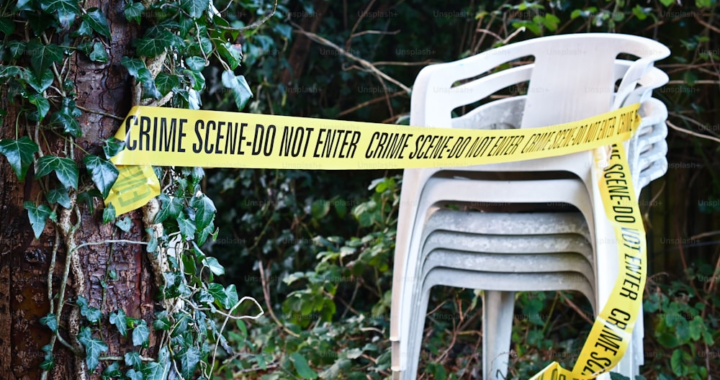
[106,103,647,379]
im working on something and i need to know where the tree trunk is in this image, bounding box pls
[0,0,159,378]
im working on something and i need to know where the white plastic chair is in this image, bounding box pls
[391,34,670,378]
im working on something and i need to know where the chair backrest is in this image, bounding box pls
[410,33,670,130]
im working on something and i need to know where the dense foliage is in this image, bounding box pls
[200,0,720,379]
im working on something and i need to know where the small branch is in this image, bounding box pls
[557,292,594,325]
[76,105,124,121]
[217,0,277,31]
[667,120,720,144]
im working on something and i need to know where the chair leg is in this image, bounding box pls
[483,291,515,380]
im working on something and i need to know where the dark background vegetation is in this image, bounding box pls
[196,0,719,378]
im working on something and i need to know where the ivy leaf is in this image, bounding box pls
[183,69,205,91]
[77,327,108,373]
[132,320,150,347]
[0,17,14,35]
[8,41,26,59]
[178,347,201,379]
[26,41,63,78]
[28,94,50,120]
[181,0,209,18]
[115,216,132,232]
[670,349,689,377]
[124,2,145,24]
[83,8,111,39]
[120,56,147,77]
[142,361,167,380]
[139,68,162,99]
[48,112,82,138]
[35,155,79,189]
[125,351,142,370]
[185,56,205,71]
[152,311,171,331]
[155,194,183,223]
[217,42,242,70]
[689,316,704,341]
[101,362,122,379]
[40,313,58,332]
[136,36,172,57]
[102,203,116,224]
[72,20,93,37]
[88,42,108,63]
[109,309,128,337]
[202,257,224,276]
[0,137,39,181]
[24,201,51,239]
[207,283,227,307]
[221,71,253,111]
[155,72,180,96]
[76,296,102,323]
[38,0,81,29]
[146,228,158,253]
[47,187,71,208]
[290,353,318,379]
[40,344,55,370]
[84,155,118,198]
[103,137,126,159]
[27,69,54,93]
[191,194,216,231]
[224,284,239,309]
[126,369,143,380]
[177,213,196,240]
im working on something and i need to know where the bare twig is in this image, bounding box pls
[667,120,720,144]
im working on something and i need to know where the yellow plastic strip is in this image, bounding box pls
[106,104,648,379]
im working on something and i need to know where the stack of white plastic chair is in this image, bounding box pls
[389,34,670,380]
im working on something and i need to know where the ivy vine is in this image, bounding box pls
[0,0,269,378]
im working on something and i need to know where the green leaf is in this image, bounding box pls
[125,351,142,369]
[155,72,180,96]
[142,362,167,380]
[202,257,225,276]
[121,56,147,77]
[76,296,102,323]
[670,349,689,376]
[132,320,150,347]
[290,352,318,379]
[26,41,64,78]
[136,37,171,57]
[47,187,71,208]
[88,42,108,63]
[217,42,242,70]
[126,369,143,380]
[0,137,39,181]
[40,313,58,332]
[109,309,128,337]
[83,8,111,39]
[224,284,239,309]
[48,112,82,138]
[207,283,227,307]
[103,137,125,159]
[191,194,216,231]
[38,0,81,28]
[84,155,118,198]
[659,0,674,6]
[139,68,162,99]
[155,194,183,223]
[102,362,122,379]
[24,201,51,239]
[146,228,158,253]
[689,316,704,341]
[185,56,206,71]
[8,41,26,59]
[178,347,201,379]
[115,216,132,232]
[177,213,196,240]
[72,20,93,37]
[77,327,108,373]
[181,0,209,18]
[103,203,116,224]
[124,2,145,24]
[28,94,50,120]
[152,311,171,330]
[35,155,79,189]
[27,69,54,93]
[221,71,253,111]
[0,17,14,35]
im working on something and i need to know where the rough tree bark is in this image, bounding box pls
[0,0,159,378]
